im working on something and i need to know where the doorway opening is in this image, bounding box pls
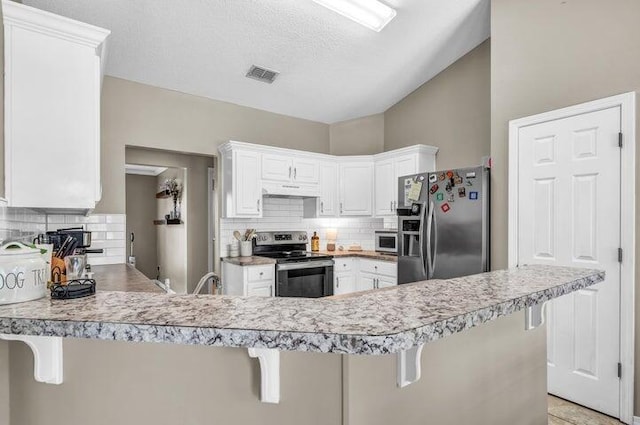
[125,147,217,294]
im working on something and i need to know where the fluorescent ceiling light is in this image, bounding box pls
[312,0,397,32]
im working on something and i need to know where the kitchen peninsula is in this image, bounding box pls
[0,265,602,425]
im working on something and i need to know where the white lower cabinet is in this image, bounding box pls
[332,257,397,295]
[221,262,275,297]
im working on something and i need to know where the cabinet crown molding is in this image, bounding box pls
[3,0,110,50]
[218,140,438,162]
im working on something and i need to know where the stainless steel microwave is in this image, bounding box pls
[374,230,398,254]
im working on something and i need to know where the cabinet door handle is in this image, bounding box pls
[289,166,292,178]
[320,201,324,213]
[270,285,273,297]
[336,276,340,288]
[340,203,343,214]
[294,168,297,179]
[257,199,261,212]
[390,201,393,211]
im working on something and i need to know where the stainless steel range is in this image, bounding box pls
[253,231,334,298]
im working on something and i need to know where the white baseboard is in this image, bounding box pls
[632,416,640,425]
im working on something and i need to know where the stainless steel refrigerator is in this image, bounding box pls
[397,166,490,284]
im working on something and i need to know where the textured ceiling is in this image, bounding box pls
[23,0,490,123]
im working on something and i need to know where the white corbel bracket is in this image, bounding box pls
[0,334,63,384]
[525,302,548,330]
[247,347,280,404]
[396,343,425,388]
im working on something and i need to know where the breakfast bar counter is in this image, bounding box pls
[1,265,604,425]
[0,265,602,354]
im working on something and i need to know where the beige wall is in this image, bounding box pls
[490,0,640,414]
[8,311,544,425]
[125,174,158,279]
[98,77,330,214]
[126,148,213,293]
[329,114,384,155]
[384,41,491,170]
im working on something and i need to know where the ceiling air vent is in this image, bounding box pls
[246,65,279,84]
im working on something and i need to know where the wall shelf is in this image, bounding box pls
[153,219,183,225]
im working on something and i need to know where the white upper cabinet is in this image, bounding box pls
[220,145,262,218]
[317,162,338,217]
[292,158,319,184]
[3,1,110,210]
[262,154,292,182]
[339,161,373,216]
[261,154,319,184]
[219,141,438,219]
[374,146,438,216]
[374,159,395,216]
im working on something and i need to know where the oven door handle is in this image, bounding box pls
[276,260,335,271]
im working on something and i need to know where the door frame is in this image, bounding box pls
[507,92,636,424]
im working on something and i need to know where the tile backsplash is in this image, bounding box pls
[0,205,126,266]
[219,197,397,257]
[46,214,127,265]
[0,206,47,242]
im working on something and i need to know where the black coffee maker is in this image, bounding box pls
[34,227,103,258]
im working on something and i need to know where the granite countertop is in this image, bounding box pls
[221,256,277,266]
[318,250,398,262]
[0,265,602,355]
[92,264,164,293]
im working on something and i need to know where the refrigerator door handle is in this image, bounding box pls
[425,201,433,278]
[429,201,437,278]
[418,203,427,277]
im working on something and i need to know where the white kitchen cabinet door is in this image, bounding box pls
[334,272,356,295]
[394,155,417,182]
[318,162,338,216]
[377,276,397,288]
[3,2,109,210]
[292,158,319,184]
[234,150,262,216]
[374,159,395,216]
[247,281,273,297]
[339,162,373,216]
[262,154,292,182]
[357,273,377,292]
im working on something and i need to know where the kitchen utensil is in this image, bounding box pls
[0,242,48,304]
[64,255,86,280]
[233,231,242,241]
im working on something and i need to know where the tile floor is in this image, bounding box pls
[548,395,624,425]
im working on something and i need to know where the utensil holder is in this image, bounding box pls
[240,241,252,257]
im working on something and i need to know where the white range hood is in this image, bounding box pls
[261,181,320,198]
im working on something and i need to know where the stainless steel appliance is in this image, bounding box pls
[374,230,398,254]
[397,166,489,284]
[253,231,334,298]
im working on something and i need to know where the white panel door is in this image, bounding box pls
[517,107,621,417]
[318,162,338,217]
[374,159,395,216]
[262,154,292,182]
[339,162,373,216]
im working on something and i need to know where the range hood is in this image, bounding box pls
[262,181,320,198]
